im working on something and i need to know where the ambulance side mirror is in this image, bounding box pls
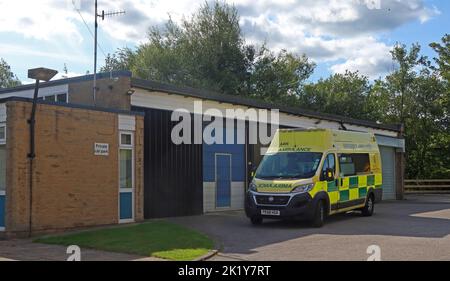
[249,162,256,177]
[322,168,335,182]
[251,167,257,177]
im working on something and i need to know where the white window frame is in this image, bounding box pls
[42,92,69,103]
[0,124,6,145]
[56,92,69,103]
[118,131,134,224]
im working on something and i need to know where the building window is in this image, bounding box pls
[119,132,133,189]
[0,126,5,144]
[120,133,132,146]
[0,146,5,192]
[42,93,68,103]
[43,95,56,102]
[56,93,68,103]
[120,149,133,189]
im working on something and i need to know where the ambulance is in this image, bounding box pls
[245,129,382,227]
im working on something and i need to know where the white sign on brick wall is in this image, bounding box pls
[94,143,109,156]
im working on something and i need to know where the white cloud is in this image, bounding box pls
[0,0,441,79]
[0,0,83,41]
[234,0,439,78]
[0,42,90,64]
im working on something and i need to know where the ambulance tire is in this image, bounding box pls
[250,216,263,225]
[311,200,325,228]
[361,193,375,217]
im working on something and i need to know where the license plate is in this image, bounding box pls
[261,209,280,216]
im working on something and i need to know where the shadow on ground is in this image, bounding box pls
[168,194,450,257]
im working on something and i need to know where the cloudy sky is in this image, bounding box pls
[0,0,448,83]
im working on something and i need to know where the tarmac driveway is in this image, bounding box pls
[169,194,450,261]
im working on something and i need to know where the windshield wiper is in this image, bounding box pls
[257,175,305,180]
[256,175,282,179]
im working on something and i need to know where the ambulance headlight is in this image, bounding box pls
[248,182,257,192]
[291,183,314,193]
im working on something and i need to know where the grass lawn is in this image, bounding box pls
[34,221,214,261]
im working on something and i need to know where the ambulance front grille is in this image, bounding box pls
[255,195,290,205]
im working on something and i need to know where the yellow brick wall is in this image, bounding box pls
[68,76,131,110]
[5,101,143,235]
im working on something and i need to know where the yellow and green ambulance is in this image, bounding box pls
[245,129,382,227]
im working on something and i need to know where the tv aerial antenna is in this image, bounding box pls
[93,0,125,105]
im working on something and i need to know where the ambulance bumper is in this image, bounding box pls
[245,191,315,219]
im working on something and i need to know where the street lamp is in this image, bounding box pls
[27,67,57,236]
[28,67,58,82]
[27,67,58,158]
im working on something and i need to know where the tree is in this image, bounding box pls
[372,43,449,179]
[249,46,315,105]
[386,43,428,124]
[105,1,253,95]
[103,1,314,100]
[430,34,450,82]
[0,58,21,88]
[300,71,372,120]
[405,75,449,178]
[101,47,135,73]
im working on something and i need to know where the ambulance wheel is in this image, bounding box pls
[250,216,263,225]
[361,194,375,217]
[311,200,325,228]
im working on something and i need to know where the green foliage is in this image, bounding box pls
[301,71,372,120]
[0,58,21,88]
[249,46,315,105]
[107,1,254,95]
[101,47,135,73]
[430,34,450,82]
[104,1,314,97]
[371,43,449,179]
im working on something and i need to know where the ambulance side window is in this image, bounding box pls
[339,153,370,176]
[321,153,336,180]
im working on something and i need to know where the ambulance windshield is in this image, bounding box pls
[255,152,323,180]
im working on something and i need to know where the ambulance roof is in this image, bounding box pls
[266,129,379,154]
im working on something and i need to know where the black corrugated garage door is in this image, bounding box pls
[379,146,396,200]
[132,106,204,218]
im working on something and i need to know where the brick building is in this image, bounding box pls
[0,94,144,237]
[0,71,405,236]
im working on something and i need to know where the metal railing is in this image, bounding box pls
[405,179,450,194]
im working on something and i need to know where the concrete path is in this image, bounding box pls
[0,239,160,261]
[169,194,450,261]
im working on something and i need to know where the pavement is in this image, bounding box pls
[0,239,153,261]
[1,194,449,261]
[169,194,450,261]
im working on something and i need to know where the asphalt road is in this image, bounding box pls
[169,194,450,261]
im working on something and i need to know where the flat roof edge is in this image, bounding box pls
[131,78,401,133]
[0,96,144,116]
[0,70,132,94]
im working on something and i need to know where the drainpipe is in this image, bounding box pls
[27,79,39,237]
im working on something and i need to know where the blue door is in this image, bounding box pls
[0,193,5,229]
[119,192,133,220]
[216,154,231,208]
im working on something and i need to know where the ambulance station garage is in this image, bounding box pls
[130,78,405,216]
[0,72,405,226]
